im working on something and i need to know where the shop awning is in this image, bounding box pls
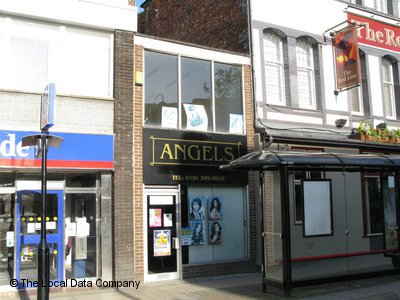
[220,150,400,172]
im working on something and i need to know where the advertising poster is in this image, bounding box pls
[208,196,223,220]
[334,25,361,90]
[208,221,222,245]
[229,114,243,134]
[153,229,171,256]
[161,106,178,129]
[181,228,192,246]
[183,104,208,131]
[189,196,205,220]
[190,221,206,245]
[149,208,162,227]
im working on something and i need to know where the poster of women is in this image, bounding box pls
[208,196,223,220]
[208,221,222,245]
[191,221,206,245]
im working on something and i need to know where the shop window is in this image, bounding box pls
[144,51,178,128]
[66,174,96,188]
[65,193,97,279]
[182,186,248,264]
[263,32,286,106]
[0,173,15,187]
[144,51,244,134]
[296,39,315,109]
[364,176,384,235]
[215,63,244,134]
[0,17,113,97]
[181,58,213,131]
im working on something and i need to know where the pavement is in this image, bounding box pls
[1,272,400,299]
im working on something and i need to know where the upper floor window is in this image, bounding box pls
[349,50,370,116]
[350,86,363,114]
[144,51,244,134]
[296,40,315,109]
[364,0,388,13]
[0,17,113,98]
[382,58,396,119]
[263,32,285,106]
[398,0,400,16]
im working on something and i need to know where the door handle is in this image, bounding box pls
[344,230,349,236]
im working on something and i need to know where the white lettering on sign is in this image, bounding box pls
[0,134,30,158]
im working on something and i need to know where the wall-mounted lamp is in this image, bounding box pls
[376,122,387,130]
[335,118,347,128]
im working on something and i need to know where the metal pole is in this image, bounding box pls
[37,133,49,300]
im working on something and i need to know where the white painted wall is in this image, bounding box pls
[0,0,137,31]
[0,92,113,134]
[251,0,346,36]
[250,0,395,129]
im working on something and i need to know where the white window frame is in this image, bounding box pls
[350,85,364,115]
[0,16,113,98]
[382,58,396,119]
[364,0,388,13]
[263,32,286,106]
[296,39,316,109]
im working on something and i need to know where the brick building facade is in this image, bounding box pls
[139,0,249,54]
[115,28,258,281]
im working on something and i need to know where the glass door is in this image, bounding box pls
[16,190,63,287]
[145,189,180,281]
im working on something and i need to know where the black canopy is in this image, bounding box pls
[220,150,400,172]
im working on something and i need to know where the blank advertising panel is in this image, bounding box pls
[303,180,333,237]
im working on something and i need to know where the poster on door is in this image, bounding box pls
[149,208,162,227]
[153,229,171,257]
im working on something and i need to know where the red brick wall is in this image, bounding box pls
[139,0,249,54]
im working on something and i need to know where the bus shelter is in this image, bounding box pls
[221,151,400,293]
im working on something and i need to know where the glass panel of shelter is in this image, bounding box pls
[290,170,399,283]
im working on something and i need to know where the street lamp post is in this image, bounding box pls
[21,83,62,300]
[37,133,49,300]
[21,133,63,300]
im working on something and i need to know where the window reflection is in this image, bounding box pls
[181,58,212,131]
[215,63,243,133]
[144,51,178,127]
[144,50,244,134]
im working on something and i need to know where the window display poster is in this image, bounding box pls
[181,228,192,246]
[191,221,206,245]
[154,229,171,256]
[208,221,222,245]
[189,196,205,220]
[208,196,223,220]
[149,208,162,227]
[303,180,332,237]
[183,103,208,131]
[161,106,178,129]
[229,114,243,134]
